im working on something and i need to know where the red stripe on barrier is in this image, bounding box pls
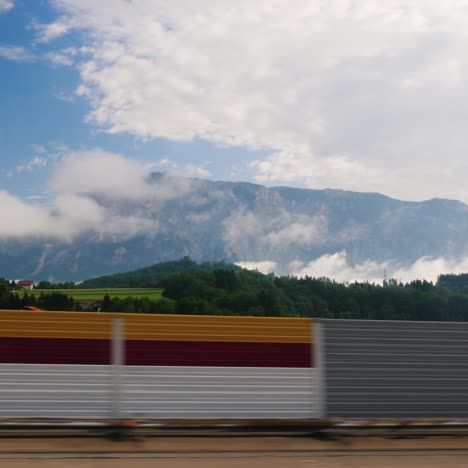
[126,340,313,368]
[0,337,111,365]
[0,337,313,367]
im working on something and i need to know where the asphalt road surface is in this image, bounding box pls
[3,436,468,467]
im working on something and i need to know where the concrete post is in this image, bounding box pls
[111,317,124,420]
[314,320,327,419]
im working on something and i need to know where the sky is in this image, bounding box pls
[3,0,468,203]
[3,1,468,280]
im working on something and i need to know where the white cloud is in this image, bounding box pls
[222,206,327,260]
[50,149,195,203]
[0,149,195,241]
[50,149,151,199]
[0,190,157,241]
[14,147,68,175]
[35,20,71,43]
[289,251,468,284]
[0,0,13,14]
[265,215,327,248]
[41,0,468,202]
[290,251,388,283]
[0,46,33,62]
[182,164,212,178]
[251,150,382,193]
[236,261,278,274]
[391,256,468,284]
[0,191,57,239]
[16,156,48,173]
[26,195,47,200]
[147,159,212,179]
[53,193,158,240]
[53,88,75,102]
[32,145,46,154]
[46,52,73,66]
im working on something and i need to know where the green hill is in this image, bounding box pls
[78,256,240,288]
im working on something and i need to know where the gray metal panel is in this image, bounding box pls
[0,364,319,420]
[0,364,113,418]
[323,320,468,418]
[121,366,319,419]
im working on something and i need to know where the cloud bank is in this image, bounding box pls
[37,0,468,202]
[299,251,468,284]
[238,251,468,284]
[235,261,277,275]
[0,150,193,241]
[222,207,327,261]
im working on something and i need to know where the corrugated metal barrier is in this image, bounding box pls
[122,366,318,419]
[0,311,319,420]
[4,311,468,421]
[0,364,113,418]
[323,319,468,418]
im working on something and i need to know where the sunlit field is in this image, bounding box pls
[26,288,164,301]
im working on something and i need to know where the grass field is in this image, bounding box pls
[27,288,164,301]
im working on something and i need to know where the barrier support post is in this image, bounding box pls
[111,317,124,421]
[314,320,327,419]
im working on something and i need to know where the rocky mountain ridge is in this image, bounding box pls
[2,173,468,281]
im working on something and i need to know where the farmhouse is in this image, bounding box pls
[17,280,34,290]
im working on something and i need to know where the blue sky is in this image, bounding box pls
[3,1,468,204]
[0,1,268,200]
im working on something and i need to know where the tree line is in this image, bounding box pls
[0,279,75,311]
[5,261,468,321]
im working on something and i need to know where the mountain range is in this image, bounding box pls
[2,172,468,281]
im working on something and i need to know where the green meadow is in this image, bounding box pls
[27,288,164,301]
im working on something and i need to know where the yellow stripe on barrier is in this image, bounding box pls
[0,310,313,343]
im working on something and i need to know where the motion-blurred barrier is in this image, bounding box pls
[0,364,113,418]
[3,311,468,421]
[322,319,468,418]
[0,311,319,420]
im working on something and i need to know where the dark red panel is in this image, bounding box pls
[0,337,111,365]
[0,338,313,367]
[126,340,313,368]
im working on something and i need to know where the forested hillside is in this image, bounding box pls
[3,261,468,322]
[157,271,468,321]
[78,257,240,288]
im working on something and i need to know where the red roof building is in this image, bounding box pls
[17,280,34,290]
